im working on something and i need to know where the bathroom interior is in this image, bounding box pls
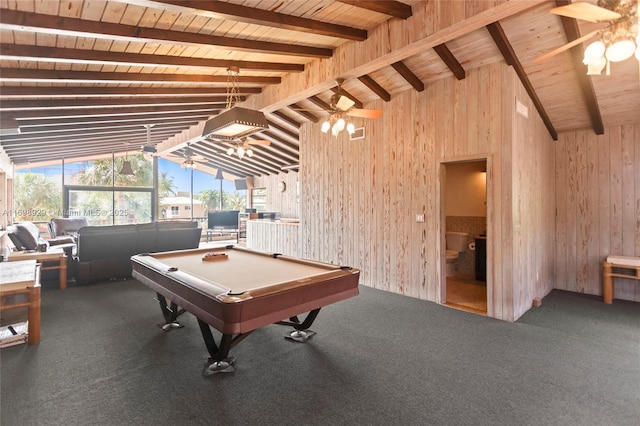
[443,160,487,315]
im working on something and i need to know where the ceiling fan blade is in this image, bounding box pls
[550,2,621,22]
[246,139,271,146]
[336,95,356,111]
[533,29,600,63]
[347,108,383,119]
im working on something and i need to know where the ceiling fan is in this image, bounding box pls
[327,78,384,119]
[222,138,271,160]
[535,0,639,73]
[166,143,206,169]
[294,78,383,137]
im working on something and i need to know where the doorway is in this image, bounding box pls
[441,159,488,315]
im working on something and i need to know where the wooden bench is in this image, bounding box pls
[602,255,640,304]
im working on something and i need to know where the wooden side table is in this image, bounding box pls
[0,260,41,344]
[602,255,640,304]
[8,247,68,290]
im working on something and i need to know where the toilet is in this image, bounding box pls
[445,231,469,277]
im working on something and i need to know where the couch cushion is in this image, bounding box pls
[155,220,198,229]
[14,222,42,250]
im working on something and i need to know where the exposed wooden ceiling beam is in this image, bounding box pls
[5,137,168,155]
[287,104,320,123]
[307,96,332,112]
[265,121,301,145]
[243,140,300,166]
[391,61,425,92]
[0,96,233,111]
[336,0,412,20]
[0,44,305,73]
[0,68,281,85]
[2,135,175,151]
[16,112,211,131]
[191,144,282,177]
[555,0,604,135]
[0,9,333,58]
[7,104,219,120]
[120,0,368,41]
[357,75,391,102]
[486,22,558,141]
[0,118,19,132]
[12,145,137,164]
[173,147,260,177]
[249,132,299,159]
[433,43,466,80]
[0,86,262,98]
[269,111,301,130]
[1,122,194,143]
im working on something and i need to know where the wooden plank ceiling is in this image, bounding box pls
[1,0,638,178]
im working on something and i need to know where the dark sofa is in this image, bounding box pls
[74,221,201,283]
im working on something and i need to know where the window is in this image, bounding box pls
[56,156,155,225]
[171,206,179,215]
[251,188,267,212]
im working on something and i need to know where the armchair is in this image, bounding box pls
[8,222,74,251]
[48,217,89,240]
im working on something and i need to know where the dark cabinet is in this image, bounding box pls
[475,237,486,282]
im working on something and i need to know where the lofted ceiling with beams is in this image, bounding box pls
[0,0,638,178]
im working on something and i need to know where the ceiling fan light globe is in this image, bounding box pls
[346,123,356,134]
[583,40,605,62]
[586,60,606,75]
[226,147,234,156]
[321,121,331,133]
[247,148,253,157]
[237,146,245,159]
[605,38,636,62]
[335,118,345,131]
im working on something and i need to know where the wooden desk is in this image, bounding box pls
[9,248,68,290]
[602,256,640,304]
[0,260,41,344]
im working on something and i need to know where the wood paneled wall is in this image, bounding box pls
[555,125,640,303]
[246,221,300,257]
[252,172,300,218]
[511,82,557,319]
[298,62,556,321]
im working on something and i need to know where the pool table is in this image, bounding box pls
[131,245,360,374]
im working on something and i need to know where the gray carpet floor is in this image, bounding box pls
[1,279,639,426]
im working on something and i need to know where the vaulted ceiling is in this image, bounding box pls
[1,0,638,178]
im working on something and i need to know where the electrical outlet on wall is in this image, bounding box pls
[415,214,425,223]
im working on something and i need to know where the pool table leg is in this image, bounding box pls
[198,319,253,375]
[278,308,321,342]
[155,293,186,330]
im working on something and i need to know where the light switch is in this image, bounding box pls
[415,214,425,223]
